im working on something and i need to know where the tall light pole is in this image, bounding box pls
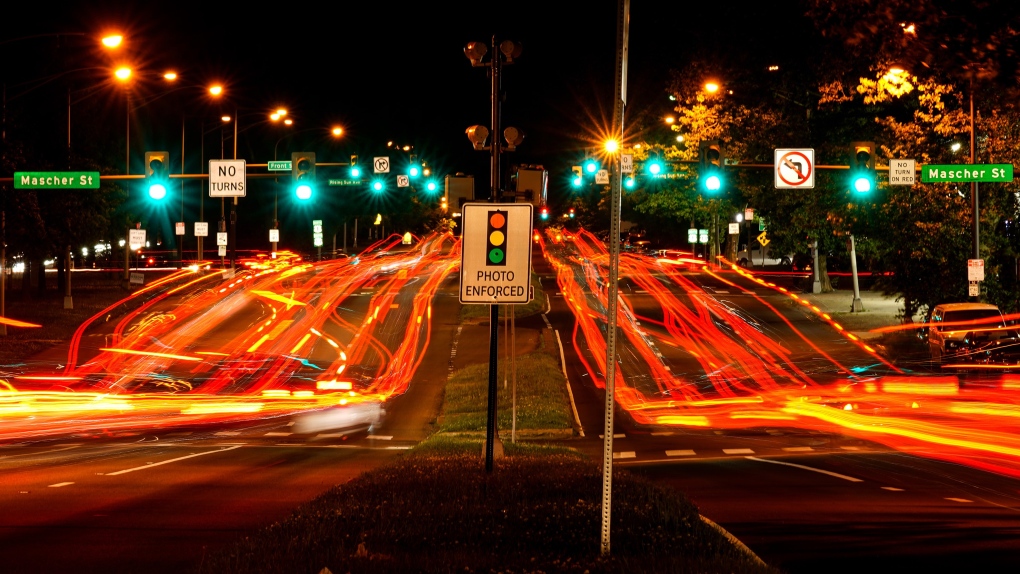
[464,36,524,474]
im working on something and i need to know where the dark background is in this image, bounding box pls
[1,1,805,250]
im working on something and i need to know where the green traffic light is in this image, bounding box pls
[572,176,582,188]
[372,180,384,192]
[853,176,873,193]
[704,174,721,192]
[625,177,636,189]
[295,184,312,200]
[148,183,166,200]
[584,159,598,174]
[647,161,662,175]
[350,166,361,178]
[409,165,420,177]
[426,181,437,192]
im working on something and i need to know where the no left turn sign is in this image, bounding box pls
[775,149,814,189]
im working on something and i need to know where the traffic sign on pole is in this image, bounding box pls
[774,149,815,189]
[209,160,247,197]
[267,161,292,171]
[888,159,916,185]
[14,171,100,189]
[459,203,533,304]
[921,164,1013,183]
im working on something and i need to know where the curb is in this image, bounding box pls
[699,514,769,568]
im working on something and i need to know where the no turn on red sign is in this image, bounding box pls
[775,149,815,189]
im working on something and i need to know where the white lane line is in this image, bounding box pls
[554,329,584,438]
[264,432,292,437]
[105,445,243,476]
[666,449,696,457]
[613,451,636,459]
[782,446,814,452]
[366,435,393,440]
[48,482,74,488]
[723,448,755,455]
[882,487,905,492]
[315,433,349,439]
[746,456,863,482]
[214,431,241,436]
[651,432,675,437]
[945,497,973,503]
[840,446,861,451]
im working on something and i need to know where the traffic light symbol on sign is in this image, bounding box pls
[486,210,507,266]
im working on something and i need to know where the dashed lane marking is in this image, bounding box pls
[48,482,74,488]
[264,432,292,437]
[945,497,973,503]
[105,445,243,476]
[882,487,905,492]
[746,456,863,482]
[782,446,814,452]
[666,449,696,457]
[214,431,241,436]
[366,435,393,440]
[613,451,636,459]
[723,448,755,455]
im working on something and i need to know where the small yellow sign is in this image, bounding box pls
[757,231,769,246]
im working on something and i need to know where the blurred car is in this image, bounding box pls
[292,402,385,435]
[956,327,1020,367]
[925,302,1006,364]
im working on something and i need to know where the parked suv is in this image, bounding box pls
[927,302,1007,364]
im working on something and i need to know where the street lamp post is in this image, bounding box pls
[464,36,524,474]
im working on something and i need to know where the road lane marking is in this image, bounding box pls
[782,446,814,452]
[723,448,755,455]
[48,482,74,488]
[264,432,292,437]
[600,434,626,439]
[839,446,861,451]
[366,435,392,440]
[105,445,243,476]
[554,329,584,438]
[882,487,905,492]
[613,451,636,459]
[214,431,241,436]
[651,432,675,437]
[666,449,696,457]
[746,456,863,482]
[945,497,973,503]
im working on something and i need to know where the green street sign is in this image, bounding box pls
[14,171,101,189]
[268,161,292,171]
[328,179,361,186]
[921,164,1013,183]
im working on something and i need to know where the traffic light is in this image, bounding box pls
[568,208,575,219]
[291,152,316,200]
[409,154,420,177]
[350,155,360,178]
[425,180,438,193]
[646,155,664,176]
[144,151,169,200]
[486,210,508,266]
[583,158,599,175]
[850,141,876,193]
[571,165,583,188]
[371,179,385,192]
[699,140,723,192]
[625,175,636,189]
[540,205,549,220]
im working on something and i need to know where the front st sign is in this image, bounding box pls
[459,203,533,304]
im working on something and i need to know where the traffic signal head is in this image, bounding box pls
[409,154,420,177]
[486,210,508,266]
[371,179,384,192]
[625,176,636,189]
[426,180,438,193]
[646,157,664,176]
[568,208,575,219]
[292,152,316,200]
[144,151,169,200]
[850,141,876,193]
[350,155,360,178]
[583,158,599,174]
[540,205,549,220]
[571,165,583,188]
[699,140,724,192]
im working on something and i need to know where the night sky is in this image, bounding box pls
[2,1,803,248]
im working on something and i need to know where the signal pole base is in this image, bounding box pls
[63,296,73,310]
[851,297,864,313]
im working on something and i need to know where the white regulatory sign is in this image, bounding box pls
[269,229,280,243]
[775,149,815,189]
[459,203,534,304]
[209,159,246,197]
[194,222,208,237]
[216,232,228,247]
[596,169,609,184]
[621,154,634,174]
[128,229,146,250]
[397,175,409,187]
[968,259,985,282]
[889,159,916,185]
[728,223,740,235]
[373,157,390,173]
[175,222,185,236]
